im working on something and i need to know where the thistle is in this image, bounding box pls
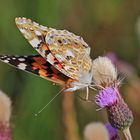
[93,57,134,140]
[95,87,133,131]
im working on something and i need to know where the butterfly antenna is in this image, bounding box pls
[34,88,65,116]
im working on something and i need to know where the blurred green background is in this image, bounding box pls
[0,0,140,139]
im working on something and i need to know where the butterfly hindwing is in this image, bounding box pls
[0,55,68,85]
[45,29,92,79]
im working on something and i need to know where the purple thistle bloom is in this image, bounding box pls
[95,87,118,108]
[95,87,133,131]
[105,123,120,140]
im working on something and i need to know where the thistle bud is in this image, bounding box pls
[107,96,133,130]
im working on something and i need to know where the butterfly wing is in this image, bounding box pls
[45,28,92,80]
[15,17,70,78]
[0,55,69,85]
[15,17,92,80]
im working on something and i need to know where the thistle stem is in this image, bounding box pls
[123,128,133,140]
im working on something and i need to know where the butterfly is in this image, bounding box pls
[0,17,94,100]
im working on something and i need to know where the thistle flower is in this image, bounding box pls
[84,122,120,140]
[0,90,12,140]
[95,87,133,131]
[95,87,117,108]
[93,57,134,140]
[92,56,118,88]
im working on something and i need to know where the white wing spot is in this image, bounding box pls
[46,37,54,45]
[35,30,42,36]
[19,28,32,39]
[18,63,27,70]
[55,54,65,62]
[40,25,48,30]
[30,38,40,48]
[33,22,39,26]
[66,49,74,57]
[20,28,26,34]
[7,58,11,60]
[64,65,71,70]
[47,53,54,64]
[18,58,25,61]
[3,60,9,63]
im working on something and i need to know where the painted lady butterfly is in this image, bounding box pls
[0,17,93,100]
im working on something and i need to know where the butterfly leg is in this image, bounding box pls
[76,87,94,102]
[85,87,89,100]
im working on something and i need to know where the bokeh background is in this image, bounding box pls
[0,0,140,139]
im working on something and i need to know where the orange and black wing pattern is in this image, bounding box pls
[0,55,69,85]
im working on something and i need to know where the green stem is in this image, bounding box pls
[123,128,133,140]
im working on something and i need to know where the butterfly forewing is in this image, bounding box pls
[0,55,68,85]
[15,17,70,79]
[15,17,92,80]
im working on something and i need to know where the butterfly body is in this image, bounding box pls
[0,17,93,94]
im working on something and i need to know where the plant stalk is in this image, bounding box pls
[123,128,133,140]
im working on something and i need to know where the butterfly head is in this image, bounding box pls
[65,71,93,92]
